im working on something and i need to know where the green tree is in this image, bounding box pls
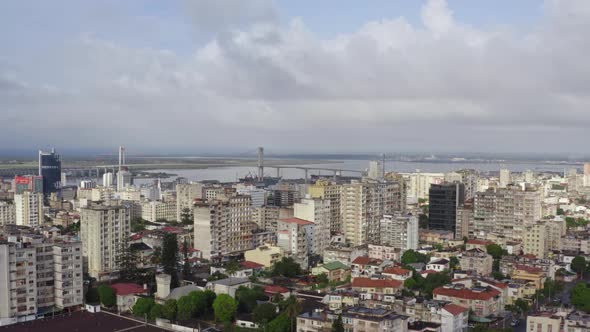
[86,286,100,303]
[571,282,590,312]
[449,256,460,270]
[162,233,180,288]
[433,243,444,251]
[401,249,429,265]
[572,256,587,277]
[131,217,147,232]
[98,285,116,307]
[188,290,209,317]
[514,298,530,315]
[332,314,344,332]
[182,238,191,279]
[133,298,155,317]
[404,278,417,289]
[204,289,217,309]
[176,295,194,321]
[225,260,241,283]
[253,302,277,325]
[556,208,565,215]
[283,296,302,332]
[115,236,140,281]
[543,278,563,299]
[268,314,291,332]
[316,273,329,285]
[162,299,177,321]
[149,303,164,320]
[485,243,505,260]
[180,208,193,225]
[214,294,238,322]
[271,257,302,277]
[236,286,266,313]
[151,246,162,267]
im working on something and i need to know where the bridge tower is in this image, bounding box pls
[257,147,264,182]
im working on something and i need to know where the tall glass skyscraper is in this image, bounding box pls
[39,149,61,196]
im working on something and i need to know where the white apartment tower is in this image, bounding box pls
[80,204,130,280]
[193,195,254,260]
[0,237,83,326]
[499,169,511,188]
[176,183,203,221]
[379,213,419,252]
[14,192,44,226]
[102,172,114,187]
[294,197,331,255]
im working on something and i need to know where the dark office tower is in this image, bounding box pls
[428,182,465,233]
[39,149,61,196]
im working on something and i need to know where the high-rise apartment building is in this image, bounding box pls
[141,200,176,222]
[294,198,330,255]
[252,205,293,232]
[13,175,44,194]
[455,200,474,239]
[340,181,380,246]
[236,184,266,208]
[473,187,541,241]
[0,201,16,225]
[308,180,342,234]
[80,204,131,280]
[0,236,83,326]
[499,169,511,188]
[379,213,419,252]
[102,172,114,187]
[403,172,444,200]
[38,149,61,196]
[428,182,465,233]
[193,195,254,260]
[14,192,44,226]
[276,217,315,268]
[523,222,549,259]
[176,182,204,221]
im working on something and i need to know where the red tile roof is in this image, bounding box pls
[434,286,500,301]
[514,264,543,274]
[443,303,469,316]
[383,267,411,276]
[352,277,402,289]
[265,285,289,294]
[467,239,493,245]
[279,218,315,226]
[111,283,148,296]
[241,261,265,269]
[161,226,184,234]
[421,269,439,275]
[351,256,383,266]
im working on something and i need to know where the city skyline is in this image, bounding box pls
[1,0,589,153]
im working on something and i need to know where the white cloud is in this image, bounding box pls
[1,0,589,153]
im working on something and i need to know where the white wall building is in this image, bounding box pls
[14,192,44,226]
[294,197,330,255]
[379,213,419,252]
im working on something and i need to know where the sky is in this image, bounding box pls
[0,0,589,155]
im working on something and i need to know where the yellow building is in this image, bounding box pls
[512,266,546,290]
[244,244,284,268]
[526,312,562,332]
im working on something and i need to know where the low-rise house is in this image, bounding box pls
[426,258,450,272]
[210,261,265,278]
[368,243,402,261]
[352,278,403,301]
[419,230,454,245]
[565,310,590,331]
[206,277,251,297]
[323,290,361,310]
[382,267,413,281]
[264,285,290,300]
[526,312,563,332]
[324,245,367,266]
[111,283,149,313]
[342,307,409,332]
[351,256,391,277]
[465,239,494,251]
[311,261,351,282]
[433,284,502,318]
[459,248,493,276]
[512,264,546,290]
[440,303,469,332]
[297,311,330,332]
[244,244,284,268]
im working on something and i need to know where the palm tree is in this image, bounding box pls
[225,260,241,284]
[151,246,162,269]
[284,296,302,332]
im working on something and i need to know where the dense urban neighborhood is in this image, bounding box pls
[2,147,590,332]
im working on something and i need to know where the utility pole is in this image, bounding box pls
[382,153,386,179]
